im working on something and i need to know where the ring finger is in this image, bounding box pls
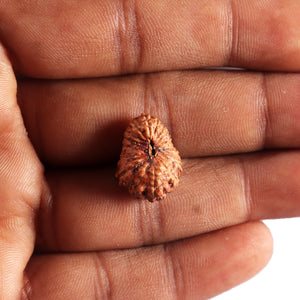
[36,150,300,252]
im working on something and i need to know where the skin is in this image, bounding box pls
[0,0,299,299]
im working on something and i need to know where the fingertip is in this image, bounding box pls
[188,221,274,299]
[241,221,273,272]
[230,0,300,71]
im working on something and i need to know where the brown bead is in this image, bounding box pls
[115,113,182,202]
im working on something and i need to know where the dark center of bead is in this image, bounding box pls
[150,140,156,156]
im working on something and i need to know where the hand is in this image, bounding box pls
[0,1,299,299]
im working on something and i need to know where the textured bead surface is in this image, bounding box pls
[115,113,182,202]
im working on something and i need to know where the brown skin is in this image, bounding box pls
[0,0,299,299]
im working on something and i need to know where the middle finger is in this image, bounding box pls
[18,71,300,166]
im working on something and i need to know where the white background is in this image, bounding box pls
[213,218,300,300]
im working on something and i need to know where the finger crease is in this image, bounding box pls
[161,86,174,141]
[93,253,111,300]
[142,73,155,114]
[162,244,184,300]
[136,199,164,245]
[132,0,143,71]
[260,73,271,148]
[238,158,253,221]
[226,0,238,66]
[117,0,125,73]
[118,0,143,73]
[136,199,153,245]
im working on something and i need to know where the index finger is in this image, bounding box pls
[1,0,299,78]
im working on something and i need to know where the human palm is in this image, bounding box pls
[0,1,299,299]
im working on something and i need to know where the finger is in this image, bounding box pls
[25,222,272,300]
[1,0,300,78]
[18,71,300,166]
[37,151,300,252]
[0,43,44,299]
